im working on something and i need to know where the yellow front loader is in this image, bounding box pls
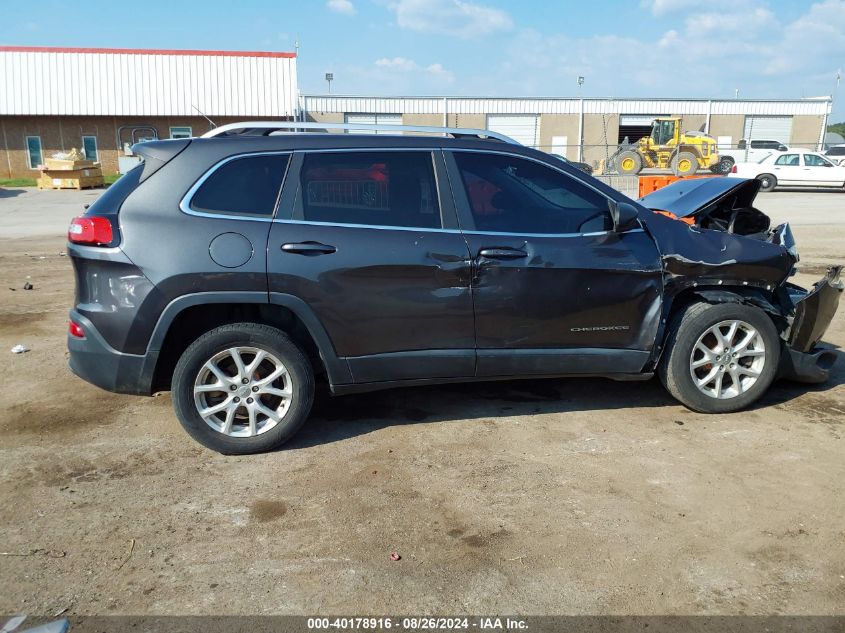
[611,117,722,177]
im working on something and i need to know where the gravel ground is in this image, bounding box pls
[0,187,843,616]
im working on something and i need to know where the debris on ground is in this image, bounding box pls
[114,538,135,571]
[11,344,30,354]
[23,282,33,290]
[390,552,401,561]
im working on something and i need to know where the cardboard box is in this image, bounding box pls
[44,157,98,171]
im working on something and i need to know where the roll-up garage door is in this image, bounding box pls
[487,115,539,148]
[743,116,792,143]
[618,114,667,145]
[344,113,402,134]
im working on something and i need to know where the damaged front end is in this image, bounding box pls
[639,177,843,383]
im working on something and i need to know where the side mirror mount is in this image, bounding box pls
[777,145,788,152]
[608,200,640,233]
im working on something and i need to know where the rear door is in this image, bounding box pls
[444,150,663,378]
[771,153,801,185]
[267,149,475,384]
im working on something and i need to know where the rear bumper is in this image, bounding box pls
[67,310,158,396]
[778,266,843,383]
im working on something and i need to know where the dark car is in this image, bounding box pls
[67,122,842,454]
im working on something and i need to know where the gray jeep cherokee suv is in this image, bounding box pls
[67,122,842,454]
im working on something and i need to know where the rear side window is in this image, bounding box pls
[827,147,845,156]
[774,154,799,166]
[190,154,289,217]
[295,151,441,229]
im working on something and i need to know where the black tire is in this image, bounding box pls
[671,151,698,176]
[715,156,734,174]
[615,150,643,175]
[757,173,777,192]
[658,302,780,414]
[172,323,314,454]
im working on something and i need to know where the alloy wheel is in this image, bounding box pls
[193,346,292,437]
[689,320,766,399]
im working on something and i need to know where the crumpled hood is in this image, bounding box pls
[639,177,760,219]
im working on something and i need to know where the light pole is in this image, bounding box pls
[577,76,585,162]
[325,72,334,94]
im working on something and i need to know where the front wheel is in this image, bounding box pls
[757,173,777,192]
[672,151,699,176]
[172,323,314,454]
[658,302,780,413]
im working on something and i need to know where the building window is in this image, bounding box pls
[82,136,98,162]
[26,136,43,169]
[170,126,192,139]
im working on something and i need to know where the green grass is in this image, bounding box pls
[0,174,122,188]
[0,178,37,187]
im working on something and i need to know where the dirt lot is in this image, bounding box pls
[0,187,843,616]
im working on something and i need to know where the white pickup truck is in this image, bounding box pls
[716,139,790,173]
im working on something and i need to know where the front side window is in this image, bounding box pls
[26,136,43,169]
[453,152,612,234]
[170,126,192,139]
[82,135,98,161]
[804,154,832,167]
[296,152,440,229]
[774,154,799,166]
[827,147,845,156]
[190,154,289,217]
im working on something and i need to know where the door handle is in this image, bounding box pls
[478,247,527,260]
[281,241,337,255]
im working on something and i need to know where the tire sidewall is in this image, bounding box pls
[663,303,780,413]
[172,324,314,454]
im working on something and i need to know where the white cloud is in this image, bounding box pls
[375,56,418,71]
[327,0,356,15]
[388,0,512,38]
[374,56,455,82]
[640,0,705,16]
[487,0,845,105]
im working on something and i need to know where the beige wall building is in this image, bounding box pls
[301,95,833,169]
[0,46,298,179]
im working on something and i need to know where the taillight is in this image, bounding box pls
[730,165,737,173]
[68,320,85,339]
[68,216,113,246]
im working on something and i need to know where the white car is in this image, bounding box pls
[728,151,845,191]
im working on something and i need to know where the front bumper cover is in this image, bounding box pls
[779,266,843,383]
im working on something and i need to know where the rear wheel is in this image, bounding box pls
[615,150,643,175]
[672,151,698,176]
[714,156,734,174]
[757,173,777,192]
[658,302,780,413]
[172,323,314,454]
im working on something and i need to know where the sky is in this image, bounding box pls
[1,0,843,120]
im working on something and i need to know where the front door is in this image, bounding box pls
[268,149,475,384]
[445,150,663,377]
[802,153,841,186]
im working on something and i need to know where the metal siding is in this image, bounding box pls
[0,49,297,116]
[302,95,831,118]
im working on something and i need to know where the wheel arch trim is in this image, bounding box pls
[146,291,352,385]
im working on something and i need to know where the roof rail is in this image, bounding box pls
[200,120,520,144]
